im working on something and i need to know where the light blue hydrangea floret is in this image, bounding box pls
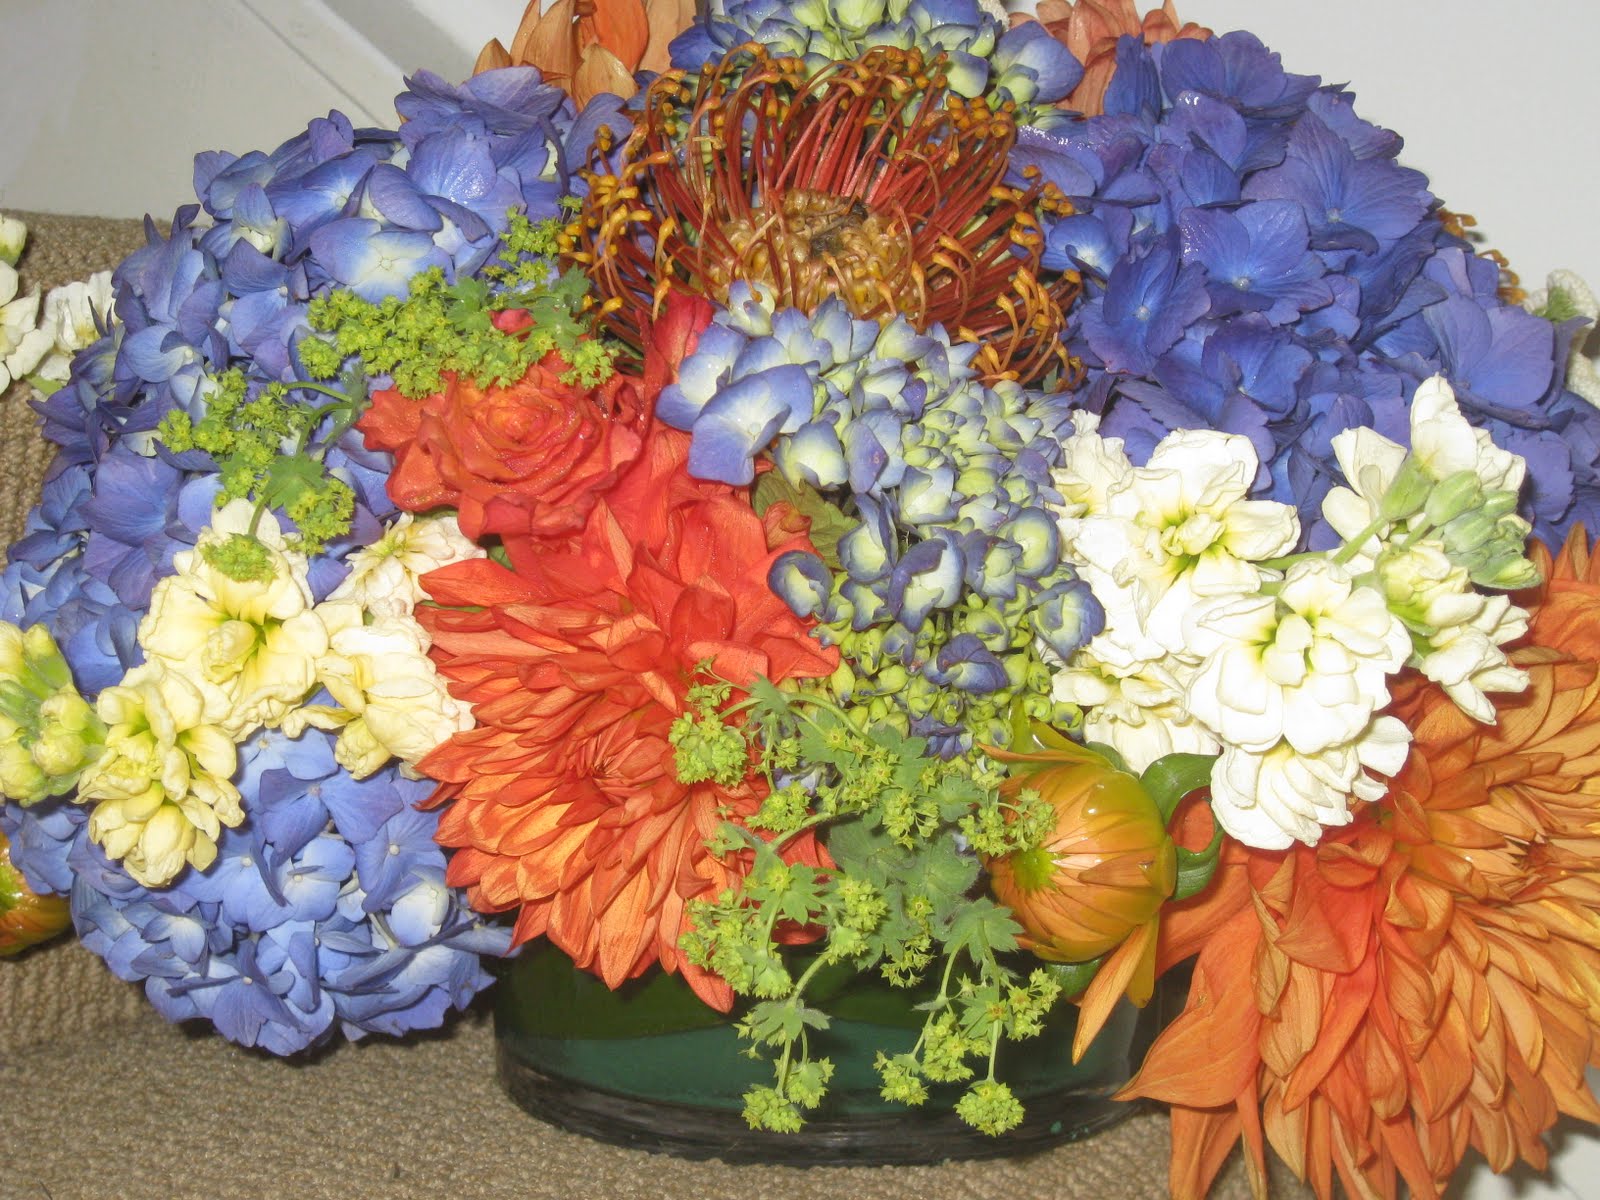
[658,284,1101,756]
[669,0,1084,128]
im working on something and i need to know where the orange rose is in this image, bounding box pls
[358,349,645,542]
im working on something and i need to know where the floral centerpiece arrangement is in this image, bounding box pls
[4,0,1600,1195]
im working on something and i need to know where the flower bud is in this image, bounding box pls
[985,747,1176,962]
[0,829,70,957]
[1423,470,1485,528]
[1378,456,1432,522]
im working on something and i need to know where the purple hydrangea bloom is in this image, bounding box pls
[1029,30,1596,546]
[62,729,509,1055]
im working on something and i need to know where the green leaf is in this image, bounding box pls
[1171,812,1226,902]
[1140,752,1217,823]
[943,896,1021,961]
[1042,957,1104,1000]
[751,473,854,565]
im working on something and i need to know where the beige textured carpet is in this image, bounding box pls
[0,213,1300,1200]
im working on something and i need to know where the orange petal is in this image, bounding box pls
[474,39,513,74]
[573,45,639,107]
[587,0,651,70]
[518,0,581,85]
[1072,917,1158,1061]
[641,0,699,72]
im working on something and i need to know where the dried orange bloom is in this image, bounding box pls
[1124,528,1600,1200]
[475,0,695,105]
[1028,0,1210,117]
[986,741,1177,1060]
[569,46,1081,384]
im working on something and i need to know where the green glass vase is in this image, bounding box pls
[495,940,1158,1165]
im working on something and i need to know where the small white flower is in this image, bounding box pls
[0,214,26,267]
[1051,652,1219,773]
[1525,269,1600,408]
[32,271,114,382]
[1408,375,1524,494]
[1208,716,1411,850]
[1186,558,1411,756]
[309,602,473,778]
[0,262,51,391]
[1416,593,1529,723]
[327,511,485,621]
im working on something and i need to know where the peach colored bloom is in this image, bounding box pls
[1124,529,1600,1200]
[475,0,695,105]
[1028,1,1210,117]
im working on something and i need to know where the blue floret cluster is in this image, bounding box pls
[658,285,1101,756]
[1015,31,1598,547]
[0,68,613,1051]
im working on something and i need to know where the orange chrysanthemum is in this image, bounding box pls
[415,427,837,1010]
[1027,1,1210,117]
[1123,528,1600,1200]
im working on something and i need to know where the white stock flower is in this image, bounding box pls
[1186,558,1410,756]
[1525,269,1600,408]
[138,501,327,739]
[32,271,114,382]
[1051,425,1298,671]
[1051,653,1219,773]
[0,215,26,267]
[1408,375,1524,494]
[307,601,473,779]
[1416,593,1529,722]
[0,262,50,391]
[327,511,484,620]
[1208,716,1411,850]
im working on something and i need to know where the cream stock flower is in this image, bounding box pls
[1050,652,1219,773]
[0,261,50,391]
[1206,715,1411,850]
[1185,558,1410,756]
[138,501,326,739]
[32,271,114,383]
[326,511,484,619]
[77,664,243,887]
[295,601,473,779]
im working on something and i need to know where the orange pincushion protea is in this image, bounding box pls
[986,742,1177,1060]
[415,427,837,1010]
[1,829,70,956]
[1029,1,1210,117]
[569,45,1080,384]
[1123,528,1600,1200]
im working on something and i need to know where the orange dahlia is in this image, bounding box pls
[1,829,70,956]
[415,426,836,1009]
[1123,528,1600,1200]
[1029,1,1210,118]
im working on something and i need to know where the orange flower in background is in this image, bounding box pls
[0,829,70,957]
[415,427,836,1010]
[475,0,696,105]
[357,348,645,542]
[1124,528,1600,1200]
[1029,0,1210,117]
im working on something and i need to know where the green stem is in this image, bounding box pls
[1330,514,1391,566]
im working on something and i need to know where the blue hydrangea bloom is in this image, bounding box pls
[60,729,509,1055]
[1021,31,1596,546]
[669,0,1082,125]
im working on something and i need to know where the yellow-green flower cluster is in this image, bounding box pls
[0,623,105,804]
[77,665,243,887]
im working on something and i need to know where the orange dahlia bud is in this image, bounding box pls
[0,829,69,957]
[987,746,1176,963]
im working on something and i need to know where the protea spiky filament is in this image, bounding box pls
[570,45,1080,384]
